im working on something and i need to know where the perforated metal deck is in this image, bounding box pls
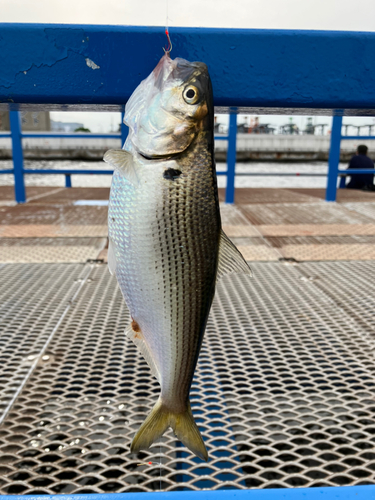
[0,261,374,494]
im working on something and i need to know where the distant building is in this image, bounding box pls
[304,117,328,135]
[279,123,300,135]
[51,120,84,132]
[214,116,226,134]
[0,111,51,131]
[0,112,10,131]
[237,123,249,133]
[238,117,275,134]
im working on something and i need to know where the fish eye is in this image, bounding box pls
[183,86,199,105]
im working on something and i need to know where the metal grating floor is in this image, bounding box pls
[0,261,375,493]
[0,238,106,263]
[240,203,374,226]
[343,203,375,221]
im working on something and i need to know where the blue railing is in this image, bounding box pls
[1,111,127,202]
[3,110,375,204]
[0,485,373,500]
[1,110,239,204]
[326,114,375,201]
[2,24,375,205]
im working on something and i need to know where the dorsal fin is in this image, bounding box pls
[104,149,140,186]
[217,229,252,281]
[125,321,161,383]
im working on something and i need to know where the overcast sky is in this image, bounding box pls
[3,0,375,31]
[3,0,375,133]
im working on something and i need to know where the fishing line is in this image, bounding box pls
[159,438,162,491]
[164,0,172,53]
[166,0,169,31]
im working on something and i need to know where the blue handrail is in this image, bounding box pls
[339,169,375,174]
[21,133,121,139]
[2,25,375,204]
[0,485,373,500]
[22,169,114,175]
[341,135,375,140]
[1,111,238,204]
[2,25,375,203]
[4,112,375,203]
[326,114,375,201]
[9,110,26,203]
[3,24,375,109]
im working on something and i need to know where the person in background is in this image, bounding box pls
[346,145,375,190]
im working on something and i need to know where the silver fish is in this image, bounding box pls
[104,53,251,461]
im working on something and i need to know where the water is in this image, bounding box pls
[0,159,342,189]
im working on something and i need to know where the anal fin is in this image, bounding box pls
[217,229,253,280]
[125,321,161,383]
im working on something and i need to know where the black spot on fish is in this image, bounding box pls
[163,168,182,181]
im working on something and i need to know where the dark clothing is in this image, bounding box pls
[346,154,374,189]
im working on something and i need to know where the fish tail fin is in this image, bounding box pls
[171,401,208,461]
[130,398,208,461]
[131,399,169,454]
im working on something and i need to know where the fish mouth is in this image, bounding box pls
[138,151,177,161]
[137,135,196,162]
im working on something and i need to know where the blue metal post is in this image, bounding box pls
[225,110,237,204]
[65,174,72,188]
[339,175,346,188]
[9,110,26,203]
[326,114,343,202]
[121,110,128,148]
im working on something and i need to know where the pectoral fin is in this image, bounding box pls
[217,229,252,280]
[125,321,161,383]
[104,149,140,186]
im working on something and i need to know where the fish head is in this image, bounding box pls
[124,53,213,158]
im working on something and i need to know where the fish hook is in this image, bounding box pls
[163,28,172,55]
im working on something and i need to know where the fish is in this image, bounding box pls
[104,52,251,461]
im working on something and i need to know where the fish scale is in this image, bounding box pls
[109,142,220,412]
[104,53,251,461]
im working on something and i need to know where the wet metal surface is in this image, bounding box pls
[1,189,375,262]
[0,187,63,203]
[286,189,375,204]
[27,188,111,206]
[280,244,375,261]
[0,264,87,421]
[219,189,324,205]
[0,262,375,493]
[257,224,375,237]
[0,238,106,263]
[343,203,375,221]
[240,203,374,226]
[266,236,375,247]
[0,225,108,238]
[0,205,108,227]
[217,188,375,205]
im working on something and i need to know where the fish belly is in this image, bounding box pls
[108,162,220,413]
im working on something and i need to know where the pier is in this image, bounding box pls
[1,186,375,262]
[1,185,375,496]
[1,23,375,499]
